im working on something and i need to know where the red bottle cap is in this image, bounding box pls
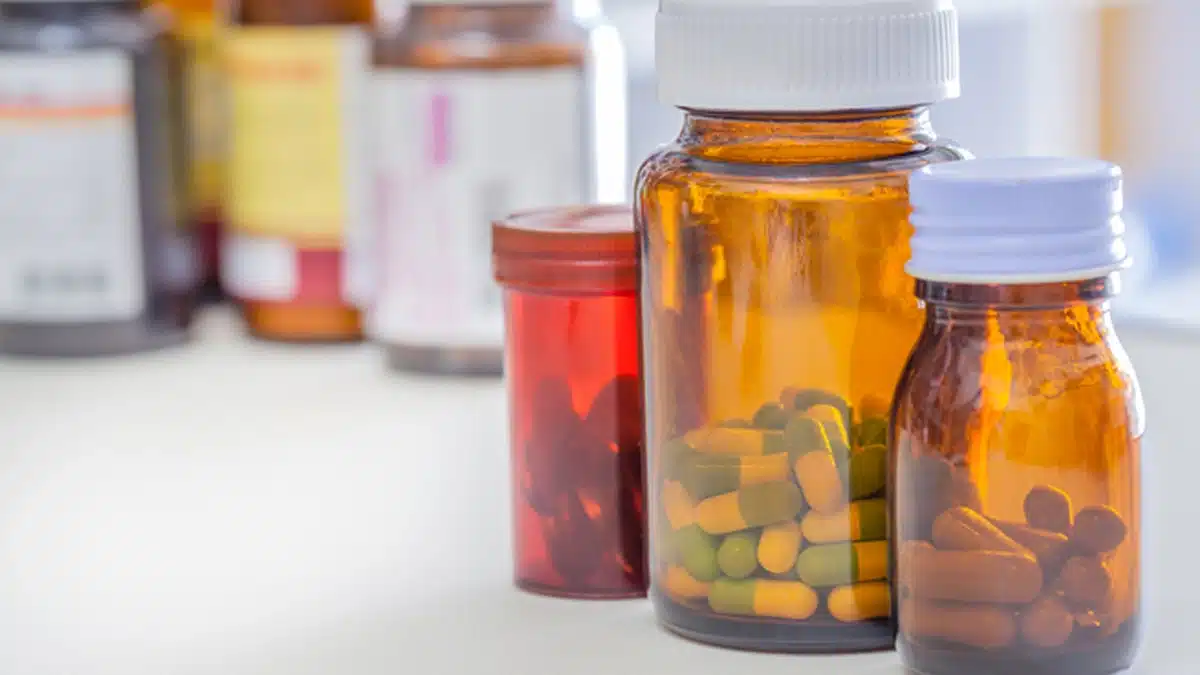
[492,205,638,294]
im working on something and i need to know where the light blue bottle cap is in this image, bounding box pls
[908,157,1129,284]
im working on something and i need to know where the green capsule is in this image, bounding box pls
[752,403,790,430]
[717,532,760,579]
[684,428,787,456]
[795,541,888,588]
[660,438,695,481]
[674,524,719,582]
[786,389,851,423]
[784,415,830,456]
[696,482,805,534]
[680,451,792,499]
[850,445,888,500]
[857,417,889,448]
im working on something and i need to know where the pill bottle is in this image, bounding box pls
[156,0,226,300]
[894,158,1142,675]
[0,0,195,357]
[493,205,646,599]
[222,0,373,342]
[636,0,968,652]
[369,0,618,375]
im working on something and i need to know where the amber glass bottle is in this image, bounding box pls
[638,0,966,653]
[894,158,1142,675]
[222,0,373,341]
[369,0,616,375]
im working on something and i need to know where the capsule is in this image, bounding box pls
[795,540,888,588]
[856,417,888,449]
[848,445,887,499]
[709,578,819,621]
[752,403,790,430]
[717,531,760,579]
[695,481,804,535]
[932,506,1026,554]
[673,524,719,582]
[901,598,1017,649]
[784,388,850,424]
[660,438,694,482]
[828,582,891,622]
[758,521,803,575]
[679,451,791,500]
[1058,556,1113,610]
[662,480,696,530]
[992,519,1071,582]
[807,404,850,446]
[785,416,845,514]
[1020,595,1074,647]
[684,428,787,456]
[1024,485,1073,534]
[662,564,711,601]
[901,541,1041,604]
[1070,505,1128,555]
[802,499,886,543]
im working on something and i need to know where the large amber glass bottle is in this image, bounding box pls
[637,0,966,653]
[894,158,1142,674]
[223,0,373,341]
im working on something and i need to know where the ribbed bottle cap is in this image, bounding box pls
[656,0,960,112]
[493,205,637,294]
[908,157,1129,284]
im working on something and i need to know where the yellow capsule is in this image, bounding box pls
[802,499,887,544]
[828,582,891,622]
[758,521,803,575]
[663,564,711,601]
[709,578,819,621]
[663,480,696,530]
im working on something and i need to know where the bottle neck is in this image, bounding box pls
[919,276,1118,333]
[678,107,936,164]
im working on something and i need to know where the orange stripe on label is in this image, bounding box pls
[0,103,131,120]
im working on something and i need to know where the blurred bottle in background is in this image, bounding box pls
[0,0,195,356]
[365,0,625,375]
[155,0,227,301]
[222,0,374,342]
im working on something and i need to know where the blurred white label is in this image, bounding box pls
[0,52,144,322]
[368,68,584,348]
[221,234,297,301]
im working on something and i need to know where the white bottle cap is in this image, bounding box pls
[656,0,961,112]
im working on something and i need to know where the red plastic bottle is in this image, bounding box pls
[493,205,646,599]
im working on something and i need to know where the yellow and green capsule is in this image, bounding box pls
[673,524,720,582]
[684,428,788,456]
[784,388,850,421]
[709,578,819,621]
[795,540,889,588]
[785,416,846,514]
[695,481,804,535]
[801,499,887,543]
[758,521,803,575]
[807,404,850,446]
[680,450,791,499]
[660,438,695,481]
[849,445,888,500]
[828,581,891,622]
[662,565,711,601]
[856,418,889,449]
[662,480,696,530]
[717,531,760,579]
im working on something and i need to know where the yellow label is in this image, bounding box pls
[225,27,368,247]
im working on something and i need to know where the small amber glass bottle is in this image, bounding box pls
[638,0,966,653]
[222,0,373,342]
[368,0,617,375]
[894,158,1142,675]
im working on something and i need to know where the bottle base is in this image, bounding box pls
[0,320,190,358]
[654,590,894,654]
[386,344,502,377]
[516,577,646,601]
[241,301,362,343]
[899,620,1140,675]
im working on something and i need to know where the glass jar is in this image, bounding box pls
[222,0,373,342]
[0,0,195,357]
[493,205,646,599]
[637,0,966,653]
[368,0,623,376]
[894,158,1142,675]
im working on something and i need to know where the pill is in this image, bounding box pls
[662,480,696,530]
[718,418,753,429]
[786,416,846,514]
[1024,485,1073,534]
[901,542,1041,604]
[785,388,851,424]
[1058,556,1113,610]
[679,451,792,500]
[758,521,803,575]
[898,454,982,542]
[1070,505,1128,555]
[684,428,787,456]
[856,418,889,449]
[695,481,804,535]
[991,520,1071,582]
[858,394,890,420]
[752,403,790,430]
[795,540,888,587]
[807,404,850,446]
[1019,595,1074,648]
[718,531,760,579]
[901,598,1017,649]
[933,506,1027,554]
[802,499,887,543]
[709,578,819,621]
[663,564,711,600]
[673,524,719,582]
[828,582,891,622]
[849,445,887,499]
[660,438,694,481]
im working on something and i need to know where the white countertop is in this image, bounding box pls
[0,308,1192,675]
